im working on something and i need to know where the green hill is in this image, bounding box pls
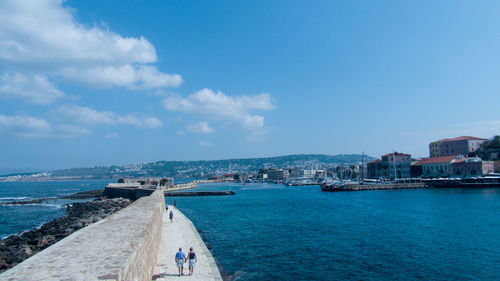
[3,154,375,180]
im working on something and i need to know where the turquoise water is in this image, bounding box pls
[2,181,499,280]
[0,180,108,238]
[168,183,500,281]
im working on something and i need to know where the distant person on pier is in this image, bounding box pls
[169,210,174,223]
[174,200,177,208]
[175,247,186,276]
[185,247,198,276]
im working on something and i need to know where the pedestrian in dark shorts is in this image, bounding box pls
[169,210,174,223]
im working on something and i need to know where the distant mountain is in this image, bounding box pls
[1,154,375,180]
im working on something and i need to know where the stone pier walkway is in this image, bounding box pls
[153,205,223,281]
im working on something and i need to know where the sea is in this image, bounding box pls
[1,181,500,280]
[0,180,108,239]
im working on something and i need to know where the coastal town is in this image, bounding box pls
[1,135,498,185]
[205,135,500,185]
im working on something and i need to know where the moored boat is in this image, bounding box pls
[321,182,345,191]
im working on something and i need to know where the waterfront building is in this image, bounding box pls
[303,169,316,178]
[450,157,495,177]
[414,155,458,178]
[326,168,337,178]
[260,168,290,181]
[234,173,250,182]
[367,152,411,179]
[222,174,235,181]
[410,158,423,178]
[314,170,327,178]
[367,159,381,178]
[116,177,174,188]
[474,137,500,173]
[429,136,487,157]
[289,168,304,178]
[257,169,268,179]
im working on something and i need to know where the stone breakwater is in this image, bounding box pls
[0,198,130,272]
[164,190,236,196]
[340,182,427,191]
[0,190,164,281]
[0,189,104,206]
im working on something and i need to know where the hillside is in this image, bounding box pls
[1,154,375,180]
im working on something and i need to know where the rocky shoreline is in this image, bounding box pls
[0,197,131,272]
[0,189,104,206]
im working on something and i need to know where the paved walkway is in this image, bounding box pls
[153,205,223,281]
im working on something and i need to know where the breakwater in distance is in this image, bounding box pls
[164,190,235,196]
[320,178,500,192]
[326,182,426,191]
[0,189,103,205]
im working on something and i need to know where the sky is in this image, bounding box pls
[1,0,499,172]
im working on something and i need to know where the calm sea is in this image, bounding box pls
[0,180,108,238]
[1,181,499,280]
[169,183,500,281]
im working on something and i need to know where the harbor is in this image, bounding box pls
[160,181,500,280]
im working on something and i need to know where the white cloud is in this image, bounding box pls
[198,141,213,147]
[0,72,65,105]
[0,0,182,90]
[163,88,275,129]
[58,105,163,128]
[54,124,92,138]
[0,114,51,137]
[60,65,182,89]
[187,121,214,134]
[106,132,119,139]
[0,114,90,138]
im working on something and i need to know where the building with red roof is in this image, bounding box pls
[414,154,494,178]
[450,157,494,178]
[367,152,411,179]
[429,136,487,157]
[414,155,459,178]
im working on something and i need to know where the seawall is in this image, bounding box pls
[104,183,199,200]
[342,182,427,191]
[0,190,165,281]
[164,190,235,196]
[104,186,156,200]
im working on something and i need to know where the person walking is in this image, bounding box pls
[169,210,174,223]
[174,200,177,208]
[185,247,197,276]
[175,247,186,276]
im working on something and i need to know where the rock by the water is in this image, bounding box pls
[0,197,131,273]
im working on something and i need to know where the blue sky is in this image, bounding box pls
[1,0,499,171]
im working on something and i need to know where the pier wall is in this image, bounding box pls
[342,182,427,191]
[0,190,165,281]
[171,182,198,190]
[104,186,156,200]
